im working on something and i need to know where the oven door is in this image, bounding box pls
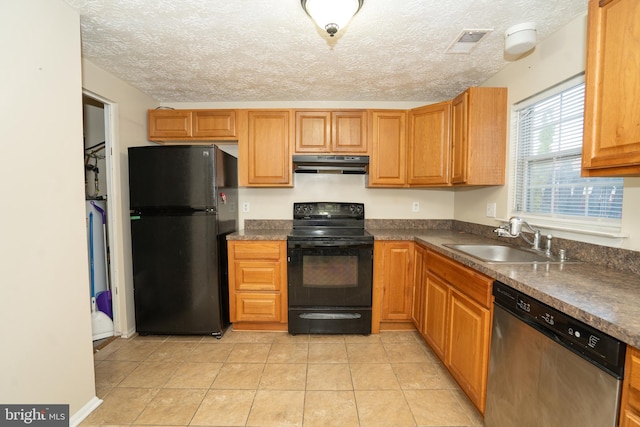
[287,240,373,308]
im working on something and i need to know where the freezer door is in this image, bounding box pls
[128,145,217,210]
[131,211,228,335]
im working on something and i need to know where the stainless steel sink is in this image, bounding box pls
[443,244,562,263]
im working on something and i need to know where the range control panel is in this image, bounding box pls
[493,281,625,378]
[293,202,364,220]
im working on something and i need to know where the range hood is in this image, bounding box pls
[293,155,369,174]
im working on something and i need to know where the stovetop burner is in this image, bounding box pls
[289,202,372,243]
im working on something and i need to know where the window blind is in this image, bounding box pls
[513,82,623,227]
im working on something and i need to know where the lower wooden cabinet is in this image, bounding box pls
[374,241,415,323]
[446,286,491,410]
[621,411,640,427]
[411,244,427,331]
[227,240,288,329]
[423,272,449,361]
[620,346,640,427]
[417,248,493,414]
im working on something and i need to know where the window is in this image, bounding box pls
[512,77,623,232]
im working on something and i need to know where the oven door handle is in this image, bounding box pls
[288,242,373,249]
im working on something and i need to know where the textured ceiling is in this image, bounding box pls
[65,0,588,103]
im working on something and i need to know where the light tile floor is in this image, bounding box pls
[82,330,485,426]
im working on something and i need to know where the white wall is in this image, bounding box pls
[82,60,158,337]
[0,0,97,420]
[240,174,454,222]
[457,13,640,251]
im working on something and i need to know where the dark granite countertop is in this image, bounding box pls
[227,229,291,241]
[377,229,640,349]
[228,226,640,348]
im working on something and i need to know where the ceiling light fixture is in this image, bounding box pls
[504,22,537,56]
[301,0,364,37]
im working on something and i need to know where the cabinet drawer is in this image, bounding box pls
[234,293,282,322]
[231,241,283,260]
[427,250,492,308]
[233,261,282,291]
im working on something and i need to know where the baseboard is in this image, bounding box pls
[230,322,288,332]
[121,326,137,339]
[70,396,102,427]
[379,321,416,331]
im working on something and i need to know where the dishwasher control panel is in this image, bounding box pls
[493,281,626,378]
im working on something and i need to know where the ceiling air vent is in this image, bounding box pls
[446,29,492,54]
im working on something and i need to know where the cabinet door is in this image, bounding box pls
[380,242,414,321]
[148,110,192,139]
[620,346,640,425]
[239,110,292,187]
[368,110,407,187]
[423,273,448,361]
[582,0,640,176]
[331,111,368,153]
[622,411,640,427]
[446,287,491,412]
[457,87,507,186]
[295,111,331,153]
[411,244,426,330]
[408,102,451,185]
[192,110,236,138]
[450,92,468,184]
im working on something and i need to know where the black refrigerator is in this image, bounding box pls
[128,145,238,337]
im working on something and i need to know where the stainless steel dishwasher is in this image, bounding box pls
[485,281,626,427]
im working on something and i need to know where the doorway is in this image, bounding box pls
[83,92,118,340]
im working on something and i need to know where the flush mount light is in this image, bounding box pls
[504,22,537,56]
[301,0,364,37]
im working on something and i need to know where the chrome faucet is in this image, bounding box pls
[494,216,552,253]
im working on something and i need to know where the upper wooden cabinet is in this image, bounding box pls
[148,109,237,141]
[368,87,506,188]
[237,110,292,187]
[294,110,368,154]
[582,0,640,177]
[368,110,407,187]
[369,104,451,188]
[451,87,507,186]
[408,101,452,186]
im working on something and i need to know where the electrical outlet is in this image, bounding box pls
[486,202,496,218]
[242,202,250,213]
[412,202,420,212]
